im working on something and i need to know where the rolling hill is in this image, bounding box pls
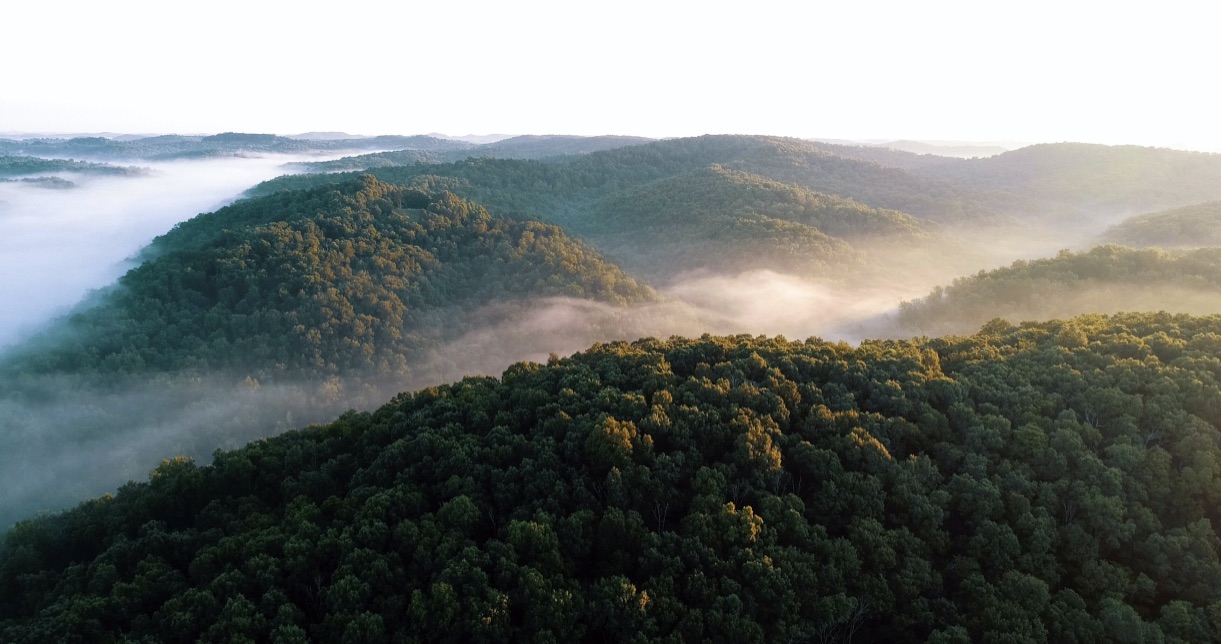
[0,174,658,527]
[5,175,652,380]
[1101,201,1221,248]
[7,132,1221,641]
[579,165,930,277]
[914,143,1221,217]
[4,314,1221,641]
[248,135,1012,226]
[289,135,656,174]
[897,245,1221,336]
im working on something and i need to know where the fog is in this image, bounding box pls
[0,161,1198,527]
[0,374,389,526]
[0,262,945,526]
[0,153,359,349]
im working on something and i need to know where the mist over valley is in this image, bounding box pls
[7,133,1221,515]
[5,130,1221,641]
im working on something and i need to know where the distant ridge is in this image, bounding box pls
[288,131,364,141]
[428,132,517,144]
[877,140,1006,158]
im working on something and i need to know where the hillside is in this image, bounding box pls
[0,175,658,527]
[4,175,652,379]
[248,135,1012,226]
[4,314,1221,641]
[1101,201,1221,248]
[915,143,1221,216]
[282,149,450,172]
[897,245,1221,336]
[472,134,655,160]
[289,135,656,174]
[580,165,930,277]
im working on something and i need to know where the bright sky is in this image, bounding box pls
[4,0,1219,149]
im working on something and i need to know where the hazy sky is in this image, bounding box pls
[4,0,1218,148]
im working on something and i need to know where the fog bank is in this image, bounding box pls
[0,154,356,349]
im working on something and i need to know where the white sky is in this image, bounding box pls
[3,0,1219,149]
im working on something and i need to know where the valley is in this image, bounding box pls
[4,131,1221,641]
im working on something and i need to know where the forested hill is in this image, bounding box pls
[2,176,652,379]
[897,245,1221,336]
[290,135,656,173]
[913,143,1221,216]
[474,134,655,159]
[588,165,928,241]
[247,134,1012,225]
[1102,201,1221,248]
[5,313,1221,641]
[580,165,928,277]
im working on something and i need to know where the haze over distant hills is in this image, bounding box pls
[1102,201,1221,248]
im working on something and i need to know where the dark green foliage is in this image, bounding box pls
[4,176,653,379]
[1102,201,1221,248]
[898,245,1221,336]
[4,314,1221,641]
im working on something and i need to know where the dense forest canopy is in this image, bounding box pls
[3,176,652,380]
[0,173,659,527]
[4,314,1221,641]
[897,245,1221,336]
[1102,201,1221,248]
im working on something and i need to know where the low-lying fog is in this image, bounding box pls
[0,162,1145,527]
[0,154,359,350]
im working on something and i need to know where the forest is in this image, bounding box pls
[4,132,1221,641]
[1103,201,1221,248]
[897,246,1221,336]
[4,315,1221,641]
[4,176,650,380]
